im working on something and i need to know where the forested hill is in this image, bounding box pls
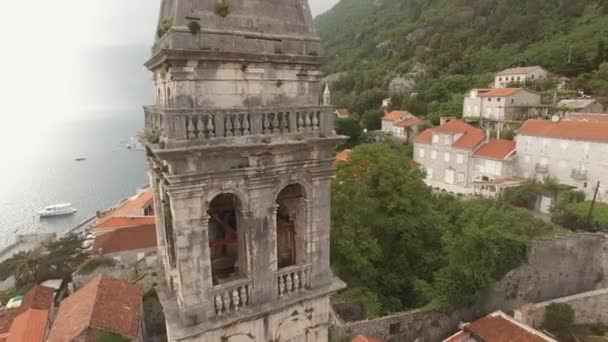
[315,0,608,122]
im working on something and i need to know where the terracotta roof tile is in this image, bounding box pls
[6,309,48,342]
[565,112,608,122]
[47,276,142,342]
[0,312,14,335]
[414,119,485,150]
[497,66,544,76]
[518,119,608,142]
[333,150,352,167]
[473,139,516,160]
[93,224,157,254]
[478,88,525,97]
[382,110,412,122]
[466,312,556,342]
[336,109,351,118]
[16,286,54,315]
[395,117,423,128]
[94,216,156,230]
[352,335,383,342]
[96,190,153,225]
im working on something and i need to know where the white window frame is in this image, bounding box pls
[444,152,451,162]
[457,153,464,164]
[431,150,437,160]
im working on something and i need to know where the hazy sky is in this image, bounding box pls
[0,0,338,133]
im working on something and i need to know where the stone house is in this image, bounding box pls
[381,110,423,142]
[494,66,548,88]
[557,99,605,114]
[47,275,144,342]
[413,119,486,194]
[92,223,158,264]
[5,286,55,342]
[443,311,556,342]
[414,119,521,196]
[516,118,608,201]
[463,88,541,122]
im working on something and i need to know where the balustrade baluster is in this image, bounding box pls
[240,286,248,305]
[234,115,242,136]
[242,114,251,135]
[278,276,285,297]
[207,116,216,138]
[225,116,234,137]
[263,114,271,134]
[187,117,197,140]
[297,112,305,132]
[271,113,280,133]
[215,295,224,315]
[232,289,241,309]
[223,293,231,311]
[293,272,300,290]
[312,111,319,131]
[281,112,289,133]
[305,112,312,131]
[286,274,293,293]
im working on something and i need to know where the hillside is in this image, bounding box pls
[315,0,608,125]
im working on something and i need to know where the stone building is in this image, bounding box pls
[381,110,423,142]
[556,99,605,114]
[494,66,547,88]
[143,1,345,341]
[516,118,608,201]
[463,88,541,123]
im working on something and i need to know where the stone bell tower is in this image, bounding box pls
[144,0,345,341]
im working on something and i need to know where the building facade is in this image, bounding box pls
[463,88,541,122]
[414,120,520,196]
[556,99,605,114]
[516,119,608,201]
[381,110,423,142]
[144,1,345,341]
[494,66,547,88]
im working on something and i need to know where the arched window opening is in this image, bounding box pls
[208,194,242,285]
[162,190,176,268]
[157,88,161,106]
[276,184,306,269]
[166,87,172,107]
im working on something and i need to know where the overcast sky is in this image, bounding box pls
[0,0,339,128]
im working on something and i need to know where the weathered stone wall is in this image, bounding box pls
[485,233,608,312]
[330,308,476,342]
[514,288,608,328]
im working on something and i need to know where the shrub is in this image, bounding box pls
[544,303,575,333]
[77,257,115,275]
[215,0,230,17]
[552,201,608,232]
[157,19,172,38]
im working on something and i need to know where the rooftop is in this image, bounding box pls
[414,119,485,150]
[565,112,608,122]
[473,139,516,160]
[6,309,48,342]
[466,311,557,342]
[395,117,423,128]
[497,66,544,76]
[93,224,157,254]
[478,88,527,97]
[95,190,153,225]
[16,286,54,315]
[94,216,156,230]
[557,99,599,108]
[518,119,608,143]
[47,276,143,342]
[333,150,352,168]
[382,110,412,122]
[352,335,383,342]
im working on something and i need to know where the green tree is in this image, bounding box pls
[335,117,363,148]
[544,303,575,333]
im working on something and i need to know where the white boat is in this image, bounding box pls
[38,203,77,217]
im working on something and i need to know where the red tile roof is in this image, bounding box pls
[16,286,54,315]
[395,117,423,128]
[478,88,525,97]
[518,119,608,143]
[473,139,516,160]
[6,309,48,342]
[93,224,157,254]
[352,335,383,342]
[47,276,143,342]
[333,150,352,167]
[414,119,485,150]
[382,110,412,122]
[94,216,156,230]
[566,112,608,122]
[497,66,544,76]
[465,311,556,342]
[443,330,469,342]
[96,190,153,225]
[336,109,351,118]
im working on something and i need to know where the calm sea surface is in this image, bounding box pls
[0,114,148,248]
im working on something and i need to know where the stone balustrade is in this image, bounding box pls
[276,264,311,298]
[210,279,252,316]
[144,106,334,147]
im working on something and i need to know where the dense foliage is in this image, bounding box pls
[77,256,116,275]
[544,303,575,333]
[316,0,608,121]
[0,235,87,287]
[553,201,608,232]
[331,143,564,315]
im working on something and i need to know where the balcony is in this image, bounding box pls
[571,168,588,181]
[276,264,312,298]
[209,278,252,316]
[144,106,336,149]
[535,163,549,174]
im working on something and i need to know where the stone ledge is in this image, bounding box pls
[158,276,346,340]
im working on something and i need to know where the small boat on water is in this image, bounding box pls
[38,203,77,218]
[74,158,86,162]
